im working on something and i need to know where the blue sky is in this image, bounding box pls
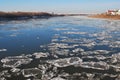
[0,0,120,13]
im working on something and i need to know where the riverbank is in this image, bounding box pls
[0,12,64,21]
[90,14,120,20]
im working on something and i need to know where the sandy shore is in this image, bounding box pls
[89,14,120,20]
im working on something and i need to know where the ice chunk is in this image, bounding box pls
[22,68,41,78]
[47,57,82,67]
[1,55,32,68]
[32,52,49,59]
[0,49,7,52]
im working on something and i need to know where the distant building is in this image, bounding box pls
[107,9,120,15]
[116,9,120,15]
[107,10,117,15]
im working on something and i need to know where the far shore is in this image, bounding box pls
[0,12,65,21]
[89,14,120,20]
[1,11,120,21]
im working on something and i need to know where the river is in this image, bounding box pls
[0,16,120,80]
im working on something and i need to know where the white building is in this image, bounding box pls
[107,9,120,15]
[116,9,120,15]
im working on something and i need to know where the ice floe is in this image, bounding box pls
[33,52,49,59]
[0,49,7,52]
[47,57,82,67]
[1,55,32,68]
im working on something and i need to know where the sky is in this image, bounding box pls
[0,0,120,14]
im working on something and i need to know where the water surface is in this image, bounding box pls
[0,16,120,58]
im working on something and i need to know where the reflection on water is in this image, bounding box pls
[0,16,120,79]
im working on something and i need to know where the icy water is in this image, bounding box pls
[0,16,120,80]
[0,16,120,58]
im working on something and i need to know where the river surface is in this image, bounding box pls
[0,16,120,80]
[0,16,120,58]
